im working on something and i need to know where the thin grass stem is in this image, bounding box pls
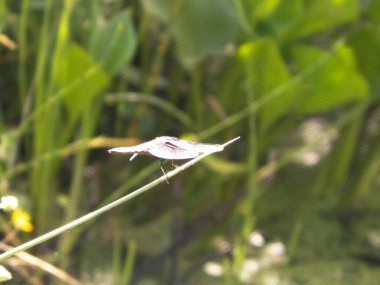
[0,137,239,261]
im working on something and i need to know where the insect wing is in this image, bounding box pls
[187,142,224,153]
[148,142,200,160]
[107,141,154,154]
[107,136,225,160]
[163,138,223,154]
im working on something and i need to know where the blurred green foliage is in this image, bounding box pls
[0,0,380,284]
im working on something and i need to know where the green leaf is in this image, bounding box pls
[292,44,369,114]
[347,26,380,92]
[238,0,302,40]
[270,0,303,39]
[287,0,358,40]
[238,38,298,131]
[250,0,282,21]
[90,11,136,75]
[143,0,240,67]
[58,44,110,121]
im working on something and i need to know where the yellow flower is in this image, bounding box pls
[11,209,34,232]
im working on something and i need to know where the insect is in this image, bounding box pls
[108,136,224,160]
[108,136,225,180]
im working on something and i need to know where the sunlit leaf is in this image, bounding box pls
[287,0,358,40]
[251,0,282,20]
[238,38,298,131]
[292,44,369,114]
[58,44,110,121]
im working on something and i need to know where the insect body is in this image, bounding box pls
[108,136,224,161]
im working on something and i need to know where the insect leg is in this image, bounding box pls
[130,153,138,161]
[160,160,169,184]
[171,160,179,168]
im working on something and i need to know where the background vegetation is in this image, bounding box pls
[1,0,380,284]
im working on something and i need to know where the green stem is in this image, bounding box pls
[106,92,193,129]
[242,50,257,237]
[32,0,54,231]
[190,67,203,128]
[17,0,29,102]
[57,104,100,267]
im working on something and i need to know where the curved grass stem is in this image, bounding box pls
[0,137,239,262]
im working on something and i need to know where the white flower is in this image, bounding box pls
[249,231,265,247]
[0,196,19,212]
[203,262,224,277]
[240,259,259,282]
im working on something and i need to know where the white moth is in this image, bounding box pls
[108,136,224,161]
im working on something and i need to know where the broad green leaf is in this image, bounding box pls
[143,0,240,67]
[90,11,136,75]
[58,44,109,121]
[292,44,368,114]
[250,0,282,21]
[270,0,303,40]
[172,0,239,67]
[347,27,380,92]
[238,38,298,131]
[287,0,358,40]
[237,0,302,40]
